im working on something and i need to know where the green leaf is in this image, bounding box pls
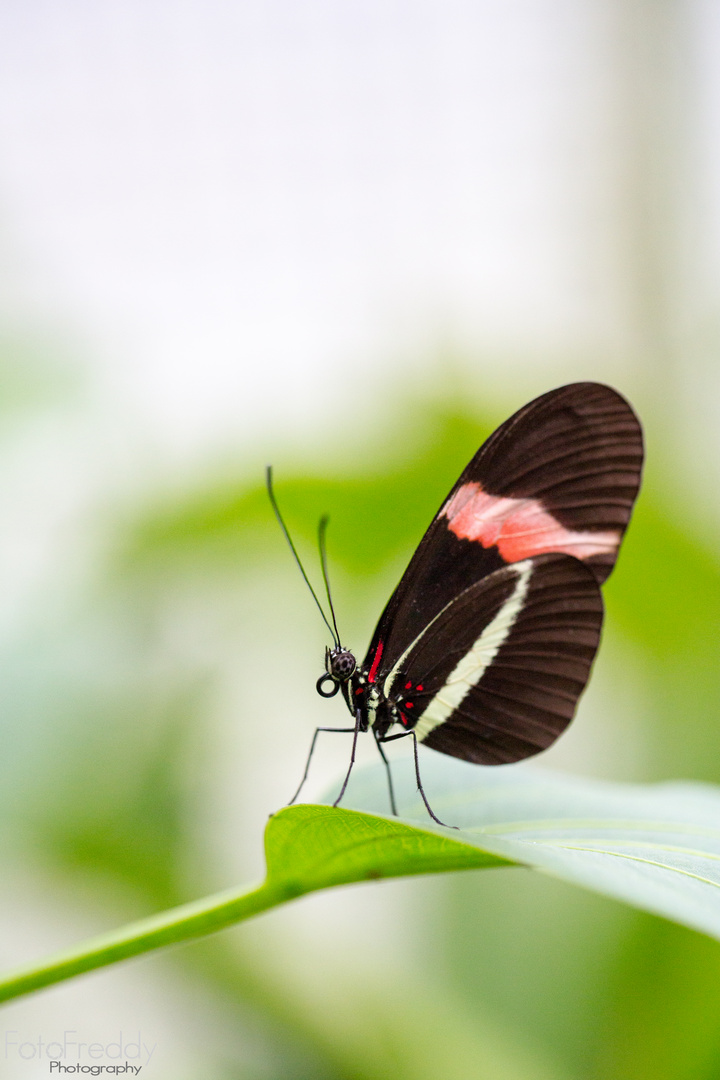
[4,758,720,1005]
[337,755,720,942]
[0,801,507,1005]
[262,800,510,890]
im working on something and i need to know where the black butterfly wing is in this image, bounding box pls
[380,554,604,765]
[362,381,642,683]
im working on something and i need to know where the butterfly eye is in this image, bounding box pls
[328,647,357,681]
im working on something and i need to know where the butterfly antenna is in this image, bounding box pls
[318,515,342,645]
[265,466,339,646]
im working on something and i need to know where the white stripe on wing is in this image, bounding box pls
[413,559,533,741]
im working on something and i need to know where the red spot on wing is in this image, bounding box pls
[416,684,424,691]
[367,641,384,684]
[442,482,620,563]
[354,687,363,696]
[405,681,412,690]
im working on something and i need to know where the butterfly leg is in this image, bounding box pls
[372,727,398,817]
[378,731,457,829]
[332,707,363,808]
[287,723,357,806]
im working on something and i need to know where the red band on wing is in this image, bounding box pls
[442,482,620,563]
[367,640,384,683]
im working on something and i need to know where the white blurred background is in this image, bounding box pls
[0,3,719,1079]
[1,1,711,457]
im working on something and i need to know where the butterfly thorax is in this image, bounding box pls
[338,662,416,739]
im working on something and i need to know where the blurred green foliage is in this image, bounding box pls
[4,386,720,1079]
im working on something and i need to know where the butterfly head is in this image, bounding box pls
[316,645,357,697]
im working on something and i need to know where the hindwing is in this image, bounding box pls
[381,554,604,764]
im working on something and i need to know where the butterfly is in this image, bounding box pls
[269,381,643,824]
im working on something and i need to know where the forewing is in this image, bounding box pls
[382,554,604,765]
[363,382,641,679]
